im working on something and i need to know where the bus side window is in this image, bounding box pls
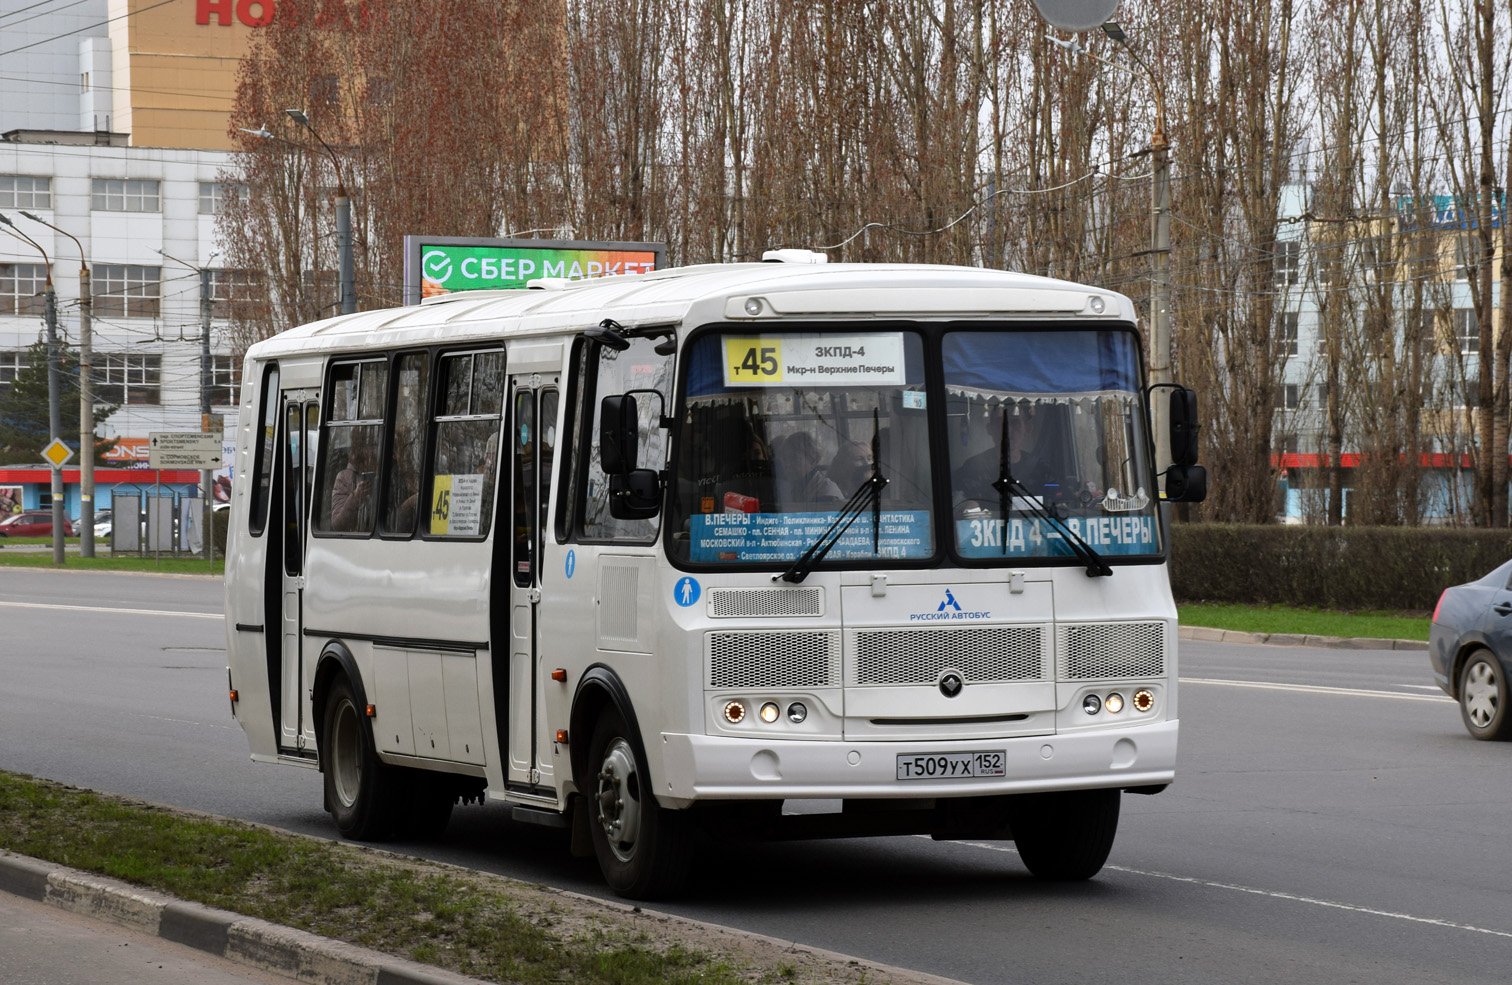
[428,349,504,538]
[554,339,588,543]
[576,335,671,544]
[247,363,279,537]
[381,351,428,536]
[314,359,387,535]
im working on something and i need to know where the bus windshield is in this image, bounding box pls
[669,330,934,565]
[944,330,1159,561]
[667,326,1159,568]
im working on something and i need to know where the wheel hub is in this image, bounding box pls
[595,738,641,862]
[1465,661,1500,728]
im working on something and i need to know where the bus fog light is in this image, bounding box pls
[1104,692,1125,714]
[723,701,747,724]
[1082,694,1102,715]
[759,702,780,724]
[787,702,808,724]
[1132,689,1155,712]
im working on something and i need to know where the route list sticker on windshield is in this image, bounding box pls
[723,334,906,387]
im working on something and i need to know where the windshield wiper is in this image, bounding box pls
[774,471,888,583]
[993,410,1111,577]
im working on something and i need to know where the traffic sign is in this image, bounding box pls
[42,438,74,469]
[148,432,223,470]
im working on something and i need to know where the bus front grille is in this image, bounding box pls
[1057,622,1165,680]
[707,630,840,688]
[848,626,1048,686]
[707,587,825,617]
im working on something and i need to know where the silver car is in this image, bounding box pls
[1430,560,1512,740]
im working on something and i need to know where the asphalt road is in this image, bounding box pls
[2,568,1508,985]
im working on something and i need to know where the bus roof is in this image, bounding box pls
[244,261,1138,360]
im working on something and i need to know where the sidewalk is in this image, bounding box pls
[0,852,481,985]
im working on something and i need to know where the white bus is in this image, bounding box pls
[224,254,1206,898]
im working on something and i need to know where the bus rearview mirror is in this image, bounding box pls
[600,394,638,475]
[1169,388,1199,467]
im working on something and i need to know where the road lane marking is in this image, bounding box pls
[1181,677,1452,703]
[140,714,237,731]
[959,841,1512,940]
[0,600,221,621]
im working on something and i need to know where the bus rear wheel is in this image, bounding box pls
[322,675,401,840]
[585,708,692,899]
[1009,789,1120,880]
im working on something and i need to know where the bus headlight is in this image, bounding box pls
[723,700,747,724]
[1132,689,1155,712]
[759,702,780,724]
[1104,692,1125,714]
[1082,694,1102,715]
[787,702,808,724]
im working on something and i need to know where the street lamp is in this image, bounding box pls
[1048,24,1174,482]
[284,108,355,316]
[0,212,66,565]
[20,211,95,558]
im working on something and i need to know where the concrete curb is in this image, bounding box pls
[1180,625,1428,651]
[0,851,482,985]
[0,849,967,985]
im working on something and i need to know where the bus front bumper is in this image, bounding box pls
[657,719,1178,806]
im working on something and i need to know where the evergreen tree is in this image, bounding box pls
[0,343,118,466]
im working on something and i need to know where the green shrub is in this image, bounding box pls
[1170,524,1512,611]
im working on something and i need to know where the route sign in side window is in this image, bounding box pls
[428,350,504,537]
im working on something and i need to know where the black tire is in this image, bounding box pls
[321,675,401,840]
[584,707,693,899]
[1459,649,1512,741]
[1009,789,1121,880]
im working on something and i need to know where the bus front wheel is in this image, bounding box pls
[1009,788,1121,880]
[322,675,400,840]
[585,709,693,899]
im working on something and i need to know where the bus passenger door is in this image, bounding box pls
[506,376,558,792]
[278,391,319,754]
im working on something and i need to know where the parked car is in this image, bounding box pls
[1430,561,1512,740]
[0,511,76,537]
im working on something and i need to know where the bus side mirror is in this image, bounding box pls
[1165,464,1207,503]
[1170,388,1199,467]
[609,469,662,520]
[600,394,638,475]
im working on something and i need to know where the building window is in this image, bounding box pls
[91,178,161,212]
[0,263,49,316]
[1279,311,1299,356]
[1454,309,1478,354]
[208,355,242,406]
[93,353,161,405]
[198,181,246,214]
[94,264,161,318]
[1315,244,1344,287]
[209,268,262,319]
[1274,384,1303,411]
[1454,234,1479,281]
[1274,241,1300,286]
[0,350,24,391]
[1361,235,1388,279]
[0,175,52,209]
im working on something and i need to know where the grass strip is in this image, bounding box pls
[0,771,789,985]
[0,551,221,574]
[1178,603,1430,641]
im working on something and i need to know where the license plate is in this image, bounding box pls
[896,751,1006,780]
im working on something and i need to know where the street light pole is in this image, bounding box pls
[285,108,355,316]
[1048,25,1173,482]
[22,211,94,557]
[1,214,65,564]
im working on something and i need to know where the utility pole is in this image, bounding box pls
[1150,116,1173,481]
[199,266,214,562]
[286,108,355,315]
[1,213,65,564]
[23,211,95,556]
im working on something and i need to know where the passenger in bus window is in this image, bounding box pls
[829,440,875,492]
[330,432,378,531]
[385,437,420,533]
[776,431,842,506]
[952,403,1054,510]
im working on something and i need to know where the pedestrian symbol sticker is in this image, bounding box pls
[674,576,701,607]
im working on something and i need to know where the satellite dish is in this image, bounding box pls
[1032,0,1119,32]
